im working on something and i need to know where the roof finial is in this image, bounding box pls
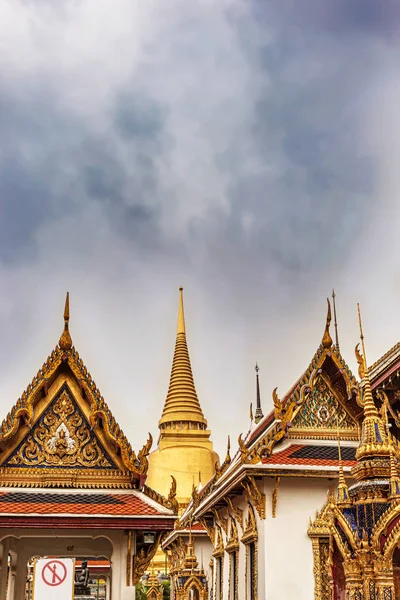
[357,303,378,418]
[249,402,253,422]
[224,435,231,463]
[354,303,391,468]
[254,363,264,424]
[184,521,198,570]
[59,292,72,351]
[332,289,340,352]
[177,286,185,334]
[322,298,333,348]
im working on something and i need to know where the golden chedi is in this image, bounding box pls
[146,288,219,506]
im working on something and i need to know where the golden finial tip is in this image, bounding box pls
[177,286,186,334]
[64,291,70,321]
[59,292,72,351]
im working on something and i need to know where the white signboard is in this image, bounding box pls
[33,558,75,600]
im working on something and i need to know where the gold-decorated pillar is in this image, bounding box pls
[374,559,395,600]
[343,558,363,600]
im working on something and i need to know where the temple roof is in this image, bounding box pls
[171,299,361,521]
[159,288,207,428]
[368,341,400,382]
[0,488,172,517]
[0,488,175,529]
[0,294,162,494]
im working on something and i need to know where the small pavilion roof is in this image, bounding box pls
[0,488,175,528]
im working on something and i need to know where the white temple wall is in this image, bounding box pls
[262,476,332,600]
[193,535,213,573]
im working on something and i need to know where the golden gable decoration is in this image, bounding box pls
[5,386,115,470]
[0,293,153,489]
[289,374,358,438]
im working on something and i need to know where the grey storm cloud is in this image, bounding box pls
[1,0,400,457]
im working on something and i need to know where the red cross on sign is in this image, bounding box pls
[42,560,67,586]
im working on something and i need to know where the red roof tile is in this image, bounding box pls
[0,491,170,517]
[76,560,110,568]
[261,444,357,467]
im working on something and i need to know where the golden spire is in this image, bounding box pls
[59,292,72,351]
[322,298,333,348]
[332,289,340,352]
[336,426,350,506]
[177,286,185,334]
[357,304,379,419]
[159,288,207,428]
[355,303,390,463]
[184,524,198,570]
[254,363,264,423]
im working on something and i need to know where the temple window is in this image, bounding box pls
[188,586,200,600]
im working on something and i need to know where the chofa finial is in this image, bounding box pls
[59,292,72,351]
[322,298,333,348]
[332,289,340,351]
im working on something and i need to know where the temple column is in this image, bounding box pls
[375,564,395,600]
[343,558,363,600]
[13,548,28,600]
[105,575,111,600]
[111,535,136,600]
[0,540,9,600]
[6,572,14,600]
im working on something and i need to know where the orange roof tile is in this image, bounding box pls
[76,560,110,568]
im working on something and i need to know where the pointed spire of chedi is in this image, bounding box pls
[59,292,72,351]
[159,287,207,429]
[147,287,219,504]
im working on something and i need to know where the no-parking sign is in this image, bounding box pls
[33,558,74,599]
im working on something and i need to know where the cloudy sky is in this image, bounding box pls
[1,0,400,462]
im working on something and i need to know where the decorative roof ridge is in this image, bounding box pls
[0,344,64,442]
[368,341,400,380]
[142,477,179,515]
[245,336,358,451]
[137,485,176,515]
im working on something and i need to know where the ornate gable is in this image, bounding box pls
[234,299,360,468]
[288,372,359,440]
[0,294,152,489]
[4,384,117,470]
